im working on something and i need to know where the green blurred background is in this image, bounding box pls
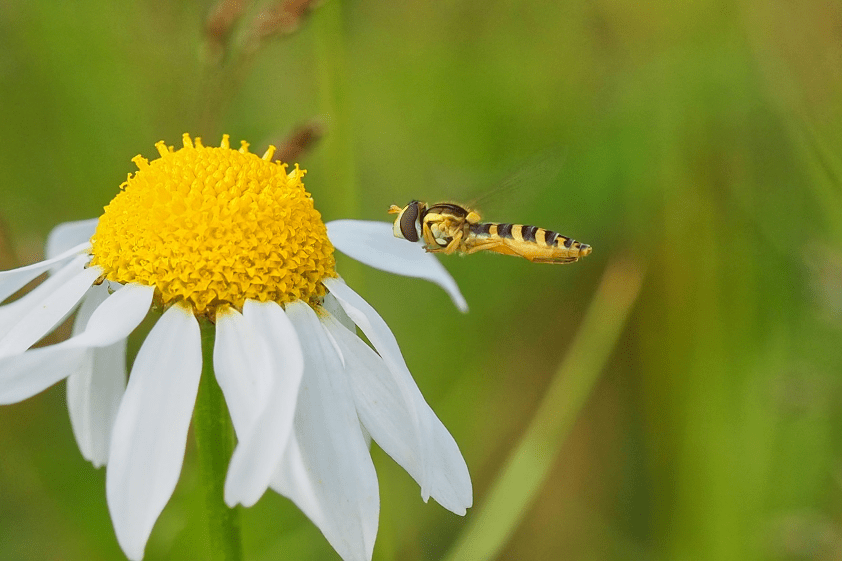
[0,0,839,559]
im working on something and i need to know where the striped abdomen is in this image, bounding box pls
[469,221,592,261]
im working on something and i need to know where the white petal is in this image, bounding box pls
[323,278,409,383]
[272,300,378,561]
[213,305,273,436]
[0,345,89,404]
[68,341,127,468]
[106,303,202,561]
[319,309,347,367]
[0,255,91,342]
[326,220,468,312]
[322,292,356,333]
[360,421,372,450]
[224,300,304,507]
[0,260,101,357]
[323,278,472,512]
[323,277,424,464]
[323,313,472,514]
[45,218,99,259]
[0,241,91,303]
[67,284,128,468]
[321,314,417,465]
[71,283,154,348]
[270,432,322,529]
[0,283,151,405]
[70,280,105,340]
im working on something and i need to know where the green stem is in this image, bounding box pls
[194,318,242,560]
[445,258,646,560]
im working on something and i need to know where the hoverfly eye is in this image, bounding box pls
[399,202,420,242]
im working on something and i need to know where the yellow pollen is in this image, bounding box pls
[90,133,336,313]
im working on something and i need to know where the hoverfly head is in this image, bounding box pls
[388,200,425,242]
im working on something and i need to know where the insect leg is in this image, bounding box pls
[463,239,521,257]
[425,231,463,255]
[528,256,580,264]
[440,229,464,254]
[498,238,580,263]
[420,221,439,250]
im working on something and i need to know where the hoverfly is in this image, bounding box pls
[388,200,591,264]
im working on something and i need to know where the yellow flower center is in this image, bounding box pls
[90,134,336,314]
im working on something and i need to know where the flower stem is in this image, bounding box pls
[194,318,243,560]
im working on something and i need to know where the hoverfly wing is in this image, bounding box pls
[462,146,569,215]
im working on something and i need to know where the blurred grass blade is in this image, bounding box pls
[446,257,645,560]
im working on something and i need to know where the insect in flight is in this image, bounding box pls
[388,200,592,264]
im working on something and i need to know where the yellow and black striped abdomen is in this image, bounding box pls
[468,222,591,263]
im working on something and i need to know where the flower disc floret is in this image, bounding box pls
[90,134,336,313]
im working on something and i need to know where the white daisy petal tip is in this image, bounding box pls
[106,301,202,562]
[326,220,468,313]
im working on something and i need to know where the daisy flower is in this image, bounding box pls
[0,134,471,560]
